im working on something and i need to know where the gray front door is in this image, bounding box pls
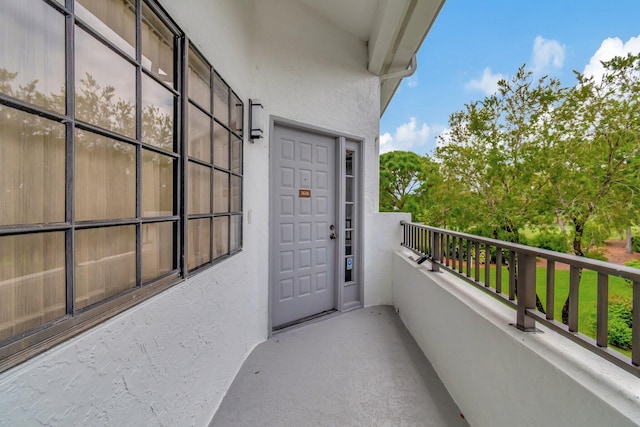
[270,124,336,328]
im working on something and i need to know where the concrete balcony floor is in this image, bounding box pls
[211,305,469,427]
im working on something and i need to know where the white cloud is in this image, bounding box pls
[405,75,418,88]
[379,117,431,154]
[465,67,504,95]
[379,132,393,151]
[583,35,640,82]
[531,36,565,74]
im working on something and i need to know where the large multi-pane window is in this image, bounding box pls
[0,0,243,367]
[187,48,243,271]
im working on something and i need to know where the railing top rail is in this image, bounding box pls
[400,221,640,281]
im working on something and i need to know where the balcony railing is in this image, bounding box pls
[400,221,640,377]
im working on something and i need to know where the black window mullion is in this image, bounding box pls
[239,214,243,252]
[177,36,187,278]
[135,0,143,288]
[181,38,191,278]
[227,214,231,257]
[209,165,214,263]
[65,2,76,316]
[209,60,215,264]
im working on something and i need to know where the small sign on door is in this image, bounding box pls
[299,189,311,198]
[346,258,353,270]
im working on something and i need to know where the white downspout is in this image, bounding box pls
[379,54,417,81]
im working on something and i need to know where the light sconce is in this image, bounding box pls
[249,99,264,141]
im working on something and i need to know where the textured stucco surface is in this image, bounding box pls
[211,306,469,427]
[0,0,401,425]
[364,212,411,306]
[392,249,640,427]
[0,255,266,426]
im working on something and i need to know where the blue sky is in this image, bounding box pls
[380,0,640,155]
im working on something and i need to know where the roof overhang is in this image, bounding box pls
[295,0,445,116]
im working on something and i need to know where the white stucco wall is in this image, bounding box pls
[364,212,411,306]
[249,0,396,307]
[392,249,640,427]
[0,0,396,425]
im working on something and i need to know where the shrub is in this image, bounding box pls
[625,259,640,270]
[632,235,640,253]
[609,296,632,328]
[624,260,640,287]
[608,316,633,350]
[592,296,633,350]
[584,249,608,262]
[528,231,570,253]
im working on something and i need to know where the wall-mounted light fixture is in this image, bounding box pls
[249,99,264,141]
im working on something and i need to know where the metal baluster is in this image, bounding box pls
[451,236,457,270]
[458,238,464,274]
[508,251,516,301]
[484,244,491,288]
[474,241,480,282]
[466,239,471,278]
[496,248,502,294]
[596,272,608,347]
[546,260,555,320]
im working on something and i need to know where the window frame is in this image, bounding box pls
[0,0,244,373]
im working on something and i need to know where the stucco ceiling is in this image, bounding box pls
[296,0,379,42]
[295,0,446,115]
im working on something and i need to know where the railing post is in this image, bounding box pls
[431,231,440,272]
[516,253,536,332]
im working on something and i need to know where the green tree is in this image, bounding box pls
[379,150,426,212]
[435,67,564,312]
[540,54,640,323]
[543,54,640,258]
[412,158,469,229]
[436,66,562,242]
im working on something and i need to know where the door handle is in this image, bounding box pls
[329,233,336,240]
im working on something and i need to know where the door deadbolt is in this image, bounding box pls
[329,224,335,230]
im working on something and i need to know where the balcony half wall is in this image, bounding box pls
[392,249,640,427]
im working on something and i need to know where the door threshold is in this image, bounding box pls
[272,309,338,333]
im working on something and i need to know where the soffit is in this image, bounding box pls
[293,0,446,116]
[295,0,379,42]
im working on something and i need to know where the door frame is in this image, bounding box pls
[268,116,364,335]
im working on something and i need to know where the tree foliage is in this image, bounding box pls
[436,67,562,242]
[379,150,426,212]
[380,54,640,323]
[542,54,640,256]
[381,53,640,252]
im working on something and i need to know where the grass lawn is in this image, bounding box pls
[465,263,633,357]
